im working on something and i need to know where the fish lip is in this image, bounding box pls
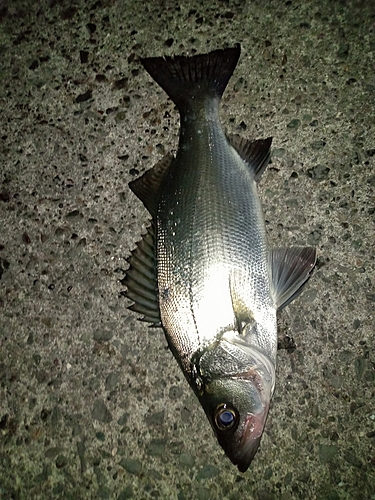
[233,406,270,472]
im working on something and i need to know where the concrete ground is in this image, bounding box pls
[0,0,374,499]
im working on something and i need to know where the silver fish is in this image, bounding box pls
[124,44,316,472]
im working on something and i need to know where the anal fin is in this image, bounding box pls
[228,135,272,182]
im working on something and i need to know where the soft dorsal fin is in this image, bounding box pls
[228,135,272,182]
[128,153,174,217]
[269,247,317,310]
[121,223,161,325]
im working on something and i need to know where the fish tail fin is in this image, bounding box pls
[140,44,241,114]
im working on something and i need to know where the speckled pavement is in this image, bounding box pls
[0,1,374,499]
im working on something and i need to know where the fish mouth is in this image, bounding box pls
[230,350,273,471]
[231,406,269,473]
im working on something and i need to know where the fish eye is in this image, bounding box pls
[214,403,239,431]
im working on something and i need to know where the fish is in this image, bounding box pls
[123,43,316,472]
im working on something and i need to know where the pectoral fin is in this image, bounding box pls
[228,270,255,335]
[269,247,317,310]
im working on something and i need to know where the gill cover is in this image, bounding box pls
[191,339,275,472]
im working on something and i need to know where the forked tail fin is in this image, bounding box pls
[140,44,241,115]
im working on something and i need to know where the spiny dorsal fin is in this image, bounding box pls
[129,153,174,217]
[121,223,161,326]
[269,247,317,310]
[228,135,272,182]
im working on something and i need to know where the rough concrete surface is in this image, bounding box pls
[0,0,374,499]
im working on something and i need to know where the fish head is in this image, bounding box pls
[191,338,275,472]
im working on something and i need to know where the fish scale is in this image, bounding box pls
[157,108,273,365]
[124,44,316,471]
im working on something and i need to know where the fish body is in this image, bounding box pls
[124,44,316,472]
